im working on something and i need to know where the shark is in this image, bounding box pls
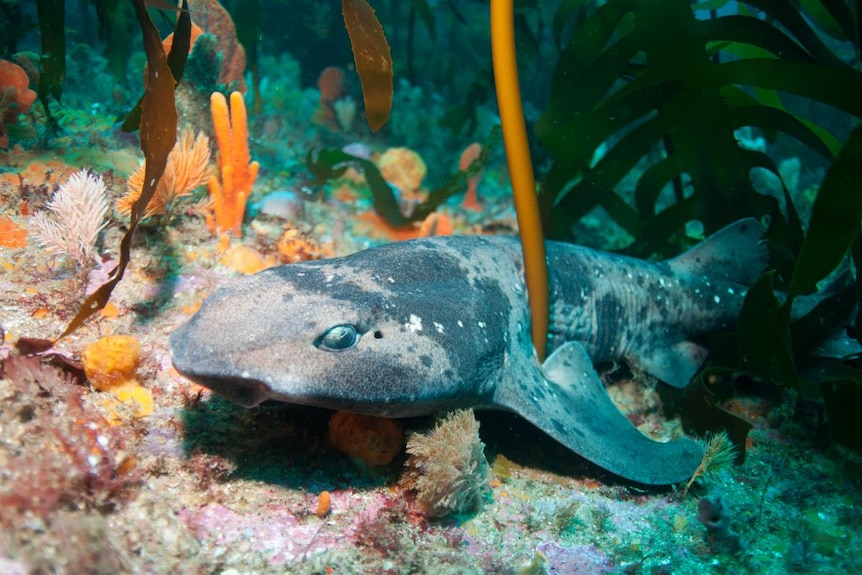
[169,218,853,485]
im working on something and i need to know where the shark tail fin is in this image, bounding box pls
[666,218,768,285]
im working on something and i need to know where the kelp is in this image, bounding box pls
[35,0,65,104]
[342,0,393,131]
[537,0,862,258]
[492,0,548,360]
[306,127,499,228]
[539,0,862,449]
[58,0,183,339]
[734,125,862,449]
[121,0,192,132]
[94,0,134,83]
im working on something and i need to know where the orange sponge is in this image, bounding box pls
[82,335,142,391]
[328,411,403,466]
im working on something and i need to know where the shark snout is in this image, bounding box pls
[169,323,272,407]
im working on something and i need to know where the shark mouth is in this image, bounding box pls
[179,371,272,408]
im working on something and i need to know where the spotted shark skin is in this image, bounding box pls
[170,219,778,485]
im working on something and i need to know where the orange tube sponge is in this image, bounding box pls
[208,91,259,236]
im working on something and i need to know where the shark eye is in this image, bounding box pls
[318,324,359,351]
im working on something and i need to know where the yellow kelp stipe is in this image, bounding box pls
[490,0,548,361]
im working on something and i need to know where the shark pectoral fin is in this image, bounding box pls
[496,342,703,485]
[634,341,708,388]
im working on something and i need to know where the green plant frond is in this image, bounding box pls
[702,16,814,61]
[539,0,861,255]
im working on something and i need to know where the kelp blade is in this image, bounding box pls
[342,0,393,131]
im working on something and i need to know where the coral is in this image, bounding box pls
[697,491,745,554]
[118,129,212,221]
[81,335,142,391]
[208,91,259,236]
[0,59,36,149]
[328,411,404,466]
[401,409,490,518]
[377,146,427,198]
[28,170,109,275]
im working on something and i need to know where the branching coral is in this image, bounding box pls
[401,409,491,518]
[118,129,211,221]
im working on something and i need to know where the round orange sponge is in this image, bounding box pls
[81,335,142,391]
[328,411,403,466]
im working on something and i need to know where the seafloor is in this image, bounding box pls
[1,72,861,575]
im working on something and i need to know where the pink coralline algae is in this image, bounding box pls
[180,502,344,564]
[536,542,615,575]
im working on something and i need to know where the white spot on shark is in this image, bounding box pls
[457,320,464,328]
[727,287,735,295]
[478,321,486,329]
[713,295,721,304]
[434,322,445,334]
[407,314,423,332]
[387,277,395,283]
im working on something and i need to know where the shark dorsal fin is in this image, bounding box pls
[665,218,767,285]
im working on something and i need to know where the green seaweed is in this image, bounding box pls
[537,0,862,449]
[537,0,862,258]
[35,0,65,104]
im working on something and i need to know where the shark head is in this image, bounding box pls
[170,238,515,416]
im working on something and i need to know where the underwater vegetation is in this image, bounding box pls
[1,0,862,572]
[533,0,862,452]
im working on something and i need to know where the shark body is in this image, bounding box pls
[171,219,777,485]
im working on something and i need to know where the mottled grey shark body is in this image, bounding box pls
[170,219,776,485]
